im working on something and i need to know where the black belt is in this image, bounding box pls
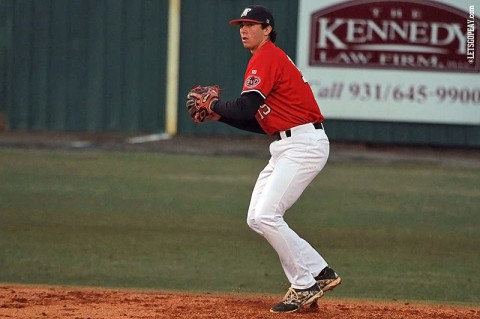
[276,122,324,140]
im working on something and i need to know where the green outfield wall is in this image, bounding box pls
[0,0,478,147]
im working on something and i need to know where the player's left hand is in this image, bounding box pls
[186,85,221,123]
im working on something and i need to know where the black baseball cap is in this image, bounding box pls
[229,5,275,28]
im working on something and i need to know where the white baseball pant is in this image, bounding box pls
[247,123,329,289]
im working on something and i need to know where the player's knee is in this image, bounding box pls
[248,215,275,237]
[247,217,262,234]
[251,214,279,232]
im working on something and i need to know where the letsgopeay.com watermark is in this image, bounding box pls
[467,5,475,64]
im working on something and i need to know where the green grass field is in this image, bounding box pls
[0,148,479,305]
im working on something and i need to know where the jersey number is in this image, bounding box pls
[257,104,271,120]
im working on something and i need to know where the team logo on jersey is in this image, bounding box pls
[245,75,260,88]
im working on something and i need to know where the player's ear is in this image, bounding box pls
[263,25,272,37]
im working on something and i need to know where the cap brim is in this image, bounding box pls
[228,18,263,25]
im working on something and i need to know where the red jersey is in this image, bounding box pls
[241,41,324,136]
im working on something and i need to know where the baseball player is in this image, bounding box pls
[186,5,341,313]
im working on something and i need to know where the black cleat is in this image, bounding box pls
[315,266,342,292]
[309,267,342,309]
[270,284,323,313]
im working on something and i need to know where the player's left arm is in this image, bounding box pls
[212,92,263,120]
[218,116,265,134]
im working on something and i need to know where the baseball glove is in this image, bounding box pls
[186,85,220,123]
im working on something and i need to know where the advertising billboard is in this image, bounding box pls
[297,0,480,124]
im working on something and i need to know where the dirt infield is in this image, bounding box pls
[1,285,478,319]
